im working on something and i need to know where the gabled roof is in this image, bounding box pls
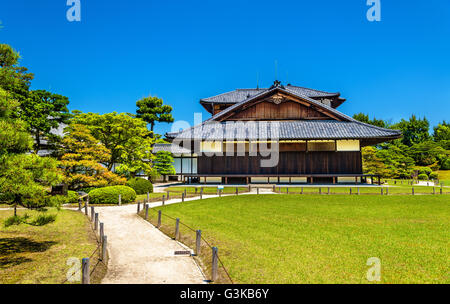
[153,143,192,155]
[200,83,345,111]
[205,85,354,123]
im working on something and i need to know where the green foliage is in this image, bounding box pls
[429,172,439,180]
[418,167,433,176]
[89,185,136,205]
[409,141,449,166]
[136,96,174,132]
[71,112,155,177]
[433,121,450,142]
[59,123,126,190]
[29,213,57,226]
[352,113,387,128]
[65,191,79,204]
[154,151,176,181]
[0,44,34,104]
[3,212,56,227]
[0,88,33,155]
[418,173,429,180]
[17,89,70,153]
[126,177,153,195]
[441,159,450,170]
[393,115,430,146]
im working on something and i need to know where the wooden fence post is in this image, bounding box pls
[157,210,162,228]
[182,193,185,202]
[94,213,99,231]
[184,189,187,197]
[327,187,330,195]
[257,187,259,195]
[82,258,90,284]
[167,190,170,200]
[287,187,289,194]
[441,183,443,195]
[219,189,222,197]
[101,236,107,261]
[78,199,82,211]
[301,187,303,195]
[412,187,415,195]
[195,230,202,256]
[319,187,322,195]
[118,194,122,206]
[386,187,389,195]
[433,187,436,195]
[273,185,275,192]
[236,187,238,195]
[175,218,180,240]
[211,247,218,282]
[100,222,104,243]
[349,188,352,195]
[357,187,360,195]
[145,205,149,220]
[137,202,141,213]
[84,201,88,216]
[380,188,383,195]
[90,206,95,222]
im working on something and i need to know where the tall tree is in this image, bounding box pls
[0,44,34,105]
[136,96,174,133]
[392,115,430,146]
[72,112,156,176]
[59,124,126,190]
[433,121,450,142]
[0,88,61,215]
[353,113,387,128]
[153,151,176,182]
[18,89,70,153]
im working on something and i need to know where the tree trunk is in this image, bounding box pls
[14,204,17,217]
[34,131,40,154]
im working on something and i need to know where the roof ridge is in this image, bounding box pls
[286,85,339,96]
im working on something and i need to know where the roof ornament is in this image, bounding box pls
[270,80,285,89]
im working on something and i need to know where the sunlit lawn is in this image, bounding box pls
[0,209,104,284]
[148,195,449,284]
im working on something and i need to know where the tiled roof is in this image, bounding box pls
[153,143,192,154]
[200,85,339,104]
[167,120,401,141]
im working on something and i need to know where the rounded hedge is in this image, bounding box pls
[67,191,79,204]
[126,178,153,195]
[89,186,136,205]
[429,172,439,180]
[418,173,429,181]
[418,167,432,176]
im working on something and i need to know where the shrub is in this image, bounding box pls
[30,213,57,226]
[429,172,439,180]
[126,178,153,195]
[3,214,29,227]
[89,185,136,205]
[418,167,432,176]
[418,173,429,180]
[66,191,79,204]
[441,159,450,170]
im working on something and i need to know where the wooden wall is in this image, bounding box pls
[229,100,329,121]
[197,151,362,175]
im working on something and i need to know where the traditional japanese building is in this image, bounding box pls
[161,81,401,184]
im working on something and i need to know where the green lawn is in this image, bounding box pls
[438,170,450,186]
[0,209,106,284]
[146,195,449,284]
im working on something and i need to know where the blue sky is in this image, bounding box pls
[0,0,449,135]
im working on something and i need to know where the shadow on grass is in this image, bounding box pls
[0,256,33,268]
[0,237,57,257]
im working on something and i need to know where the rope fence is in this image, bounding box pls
[62,196,108,284]
[140,205,234,284]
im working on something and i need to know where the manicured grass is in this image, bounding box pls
[148,195,449,284]
[277,185,449,195]
[0,209,106,284]
[166,187,249,194]
[438,170,450,186]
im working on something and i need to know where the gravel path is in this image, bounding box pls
[93,201,207,284]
